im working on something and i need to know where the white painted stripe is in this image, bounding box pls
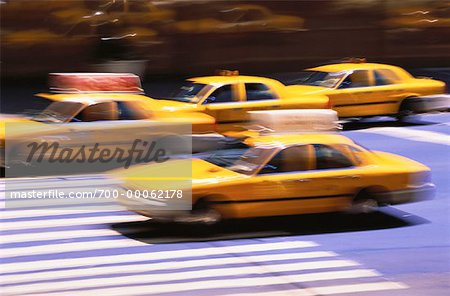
[1,241,317,274]
[0,214,148,231]
[229,290,314,296]
[1,267,374,295]
[0,251,338,285]
[0,174,108,184]
[0,238,152,259]
[1,179,120,191]
[1,201,117,211]
[26,269,390,296]
[0,209,127,220]
[225,281,408,296]
[311,281,409,294]
[1,227,143,245]
[360,127,450,146]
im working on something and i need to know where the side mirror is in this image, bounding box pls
[202,96,216,105]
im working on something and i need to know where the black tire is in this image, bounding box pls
[349,190,379,214]
[190,200,222,225]
[175,199,222,226]
[396,98,417,122]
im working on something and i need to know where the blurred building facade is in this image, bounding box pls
[1,0,449,77]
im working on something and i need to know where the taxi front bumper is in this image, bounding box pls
[117,192,191,222]
[375,183,435,205]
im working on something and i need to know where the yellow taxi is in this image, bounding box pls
[0,74,215,177]
[45,71,330,132]
[115,110,435,224]
[171,4,304,34]
[283,59,447,119]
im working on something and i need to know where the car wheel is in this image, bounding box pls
[349,190,379,214]
[176,199,222,225]
[396,98,416,122]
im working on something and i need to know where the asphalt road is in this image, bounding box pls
[0,113,449,295]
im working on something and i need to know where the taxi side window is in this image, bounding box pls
[73,102,118,122]
[107,1,124,13]
[128,1,151,13]
[245,83,277,101]
[203,85,234,104]
[338,70,370,89]
[240,9,266,22]
[116,101,147,120]
[374,69,401,86]
[259,146,310,174]
[314,144,353,169]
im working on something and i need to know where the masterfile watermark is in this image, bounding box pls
[26,139,169,169]
[4,121,193,178]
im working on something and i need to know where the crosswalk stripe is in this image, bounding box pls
[229,290,314,296]
[0,214,148,231]
[1,227,142,245]
[0,208,125,220]
[218,281,408,296]
[25,270,394,296]
[310,281,409,294]
[0,238,153,259]
[2,260,366,294]
[0,201,118,211]
[1,241,318,274]
[0,251,339,285]
[359,127,450,146]
[1,178,119,191]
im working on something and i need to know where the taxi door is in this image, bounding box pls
[364,69,410,116]
[248,144,361,216]
[203,83,249,132]
[334,70,400,117]
[66,101,119,146]
[328,70,371,117]
[238,145,320,217]
[290,144,364,212]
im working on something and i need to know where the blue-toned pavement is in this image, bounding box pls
[1,113,449,296]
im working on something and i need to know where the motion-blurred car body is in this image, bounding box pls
[157,72,329,132]
[117,110,434,224]
[46,71,330,132]
[284,61,447,118]
[1,73,215,176]
[171,4,304,34]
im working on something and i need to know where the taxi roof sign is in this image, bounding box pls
[249,109,340,133]
[215,70,239,76]
[340,57,367,63]
[49,73,144,94]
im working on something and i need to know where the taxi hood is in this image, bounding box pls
[284,84,330,96]
[149,99,199,112]
[36,93,199,112]
[0,115,62,141]
[114,158,243,189]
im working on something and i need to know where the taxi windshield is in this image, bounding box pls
[204,146,276,176]
[284,71,346,88]
[31,101,83,123]
[167,82,207,103]
[229,147,277,175]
